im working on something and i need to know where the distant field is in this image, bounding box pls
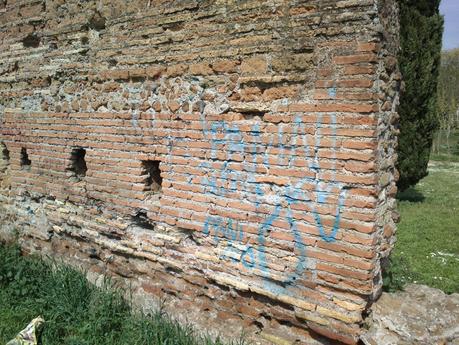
[431,129,459,162]
[384,161,459,294]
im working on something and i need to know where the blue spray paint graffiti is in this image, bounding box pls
[203,216,255,268]
[328,87,337,98]
[197,110,349,292]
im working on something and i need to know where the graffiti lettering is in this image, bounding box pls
[199,111,349,291]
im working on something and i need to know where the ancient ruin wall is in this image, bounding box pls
[0,1,400,344]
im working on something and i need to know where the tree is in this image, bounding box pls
[436,48,459,153]
[396,0,444,191]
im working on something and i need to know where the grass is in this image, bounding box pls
[383,161,459,294]
[0,244,243,345]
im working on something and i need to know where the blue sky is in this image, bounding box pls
[440,0,459,50]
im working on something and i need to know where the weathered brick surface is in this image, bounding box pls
[0,1,400,344]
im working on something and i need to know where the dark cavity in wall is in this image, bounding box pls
[1,142,10,173]
[68,148,88,178]
[88,11,106,31]
[241,111,266,121]
[20,148,31,169]
[131,76,146,83]
[131,210,155,230]
[1,142,10,162]
[162,21,185,32]
[22,33,40,48]
[141,160,162,192]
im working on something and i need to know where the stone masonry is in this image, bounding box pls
[0,1,400,344]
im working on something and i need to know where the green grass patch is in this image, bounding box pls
[0,244,245,345]
[384,161,459,294]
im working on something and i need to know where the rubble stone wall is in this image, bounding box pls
[0,1,400,344]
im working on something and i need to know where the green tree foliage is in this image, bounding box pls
[397,0,444,191]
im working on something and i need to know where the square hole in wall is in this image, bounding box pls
[20,148,31,170]
[0,142,9,174]
[68,148,88,178]
[1,143,9,161]
[141,160,162,193]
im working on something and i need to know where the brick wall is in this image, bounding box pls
[0,1,400,344]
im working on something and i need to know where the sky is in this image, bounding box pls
[440,0,459,50]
